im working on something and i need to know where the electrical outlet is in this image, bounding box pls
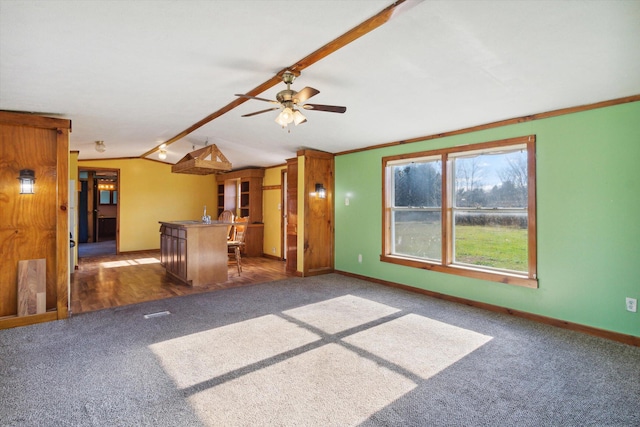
[358,254,362,263]
[626,297,637,313]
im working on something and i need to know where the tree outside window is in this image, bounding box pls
[382,136,537,288]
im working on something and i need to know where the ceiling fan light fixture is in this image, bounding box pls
[275,107,295,127]
[281,107,294,124]
[293,109,307,126]
[275,113,288,127]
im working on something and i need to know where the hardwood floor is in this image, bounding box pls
[71,251,293,314]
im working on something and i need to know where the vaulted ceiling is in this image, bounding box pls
[2,1,639,170]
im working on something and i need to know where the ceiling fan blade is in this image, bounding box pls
[234,94,279,104]
[241,107,280,117]
[302,104,347,113]
[294,87,320,104]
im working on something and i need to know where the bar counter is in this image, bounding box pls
[158,220,231,286]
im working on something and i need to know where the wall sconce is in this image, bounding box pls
[18,169,35,194]
[315,183,326,199]
[95,140,106,153]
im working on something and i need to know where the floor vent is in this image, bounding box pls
[143,310,171,319]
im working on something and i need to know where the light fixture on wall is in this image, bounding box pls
[95,140,106,153]
[315,183,326,199]
[158,144,167,160]
[18,169,35,194]
[98,182,115,190]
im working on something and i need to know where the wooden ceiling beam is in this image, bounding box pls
[140,0,408,159]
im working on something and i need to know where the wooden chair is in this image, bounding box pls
[218,210,235,240]
[228,217,248,275]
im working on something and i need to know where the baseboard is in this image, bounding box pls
[0,311,58,330]
[261,253,283,261]
[335,270,640,347]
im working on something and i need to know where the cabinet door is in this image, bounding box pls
[169,235,178,275]
[177,236,187,280]
[216,184,225,218]
[160,231,170,266]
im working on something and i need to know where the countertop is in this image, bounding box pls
[159,220,232,228]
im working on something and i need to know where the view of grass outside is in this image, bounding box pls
[394,221,441,261]
[394,221,527,273]
[388,140,532,276]
[455,224,527,272]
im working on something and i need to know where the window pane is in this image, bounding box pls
[454,212,528,272]
[393,210,441,261]
[99,190,111,205]
[454,151,527,208]
[393,161,442,208]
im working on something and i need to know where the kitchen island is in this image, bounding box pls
[159,220,231,286]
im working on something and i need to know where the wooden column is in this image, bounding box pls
[297,149,335,277]
[0,112,70,329]
[286,158,298,273]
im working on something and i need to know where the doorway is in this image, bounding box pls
[78,168,119,257]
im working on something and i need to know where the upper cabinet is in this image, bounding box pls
[215,168,264,223]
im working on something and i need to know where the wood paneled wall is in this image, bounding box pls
[299,149,334,276]
[0,112,70,329]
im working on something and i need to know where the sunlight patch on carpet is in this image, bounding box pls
[149,314,320,388]
[344,313,493,379]
[188,343,416,427]
[283,294,401,334]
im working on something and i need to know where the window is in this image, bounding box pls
[382,136,537,287]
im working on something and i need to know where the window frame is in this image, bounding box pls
[381,135,538,288]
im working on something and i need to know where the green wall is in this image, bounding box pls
[335,101,640,337]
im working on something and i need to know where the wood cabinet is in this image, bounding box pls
[98,217,117,239]
[160,225,187,281]
[159,221,228,286]
[216,168,264,256]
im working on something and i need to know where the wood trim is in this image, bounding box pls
[336,94,640,156]
[0,111,71,130]
[335,270,640,347]
[296,149,334,159]
[442,153,452,265]
[262,253,282,261]
[383,135,533,163]
[262,185,281,191]
[141,1,407,158]
[0,311,59,330]
[215,167,265,182]
[281,169,287,262]
[380,254,538,288]
[526,138,538,279]
[56,128,70,319]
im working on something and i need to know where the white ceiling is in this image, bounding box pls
[2,0,639,169]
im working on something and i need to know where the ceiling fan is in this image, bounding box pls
[235,71,346,127]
